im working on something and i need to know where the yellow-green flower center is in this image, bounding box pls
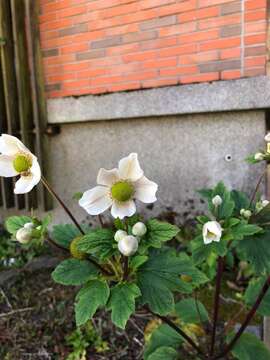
[13,154,32,173]
[111,181,134,202]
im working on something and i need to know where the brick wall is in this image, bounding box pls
[39,0,268,98]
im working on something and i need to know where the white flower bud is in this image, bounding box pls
[114,230,127,242]
[254,152,265,161]
[240,209,252,219]
[16,227,32,244]
[265,133,270,142]
[132,222,147,237]
[203,221,222,245]
[118,235,138,257]
[24,222,34,230]
[212,195,222,207]
[262,200,269,208]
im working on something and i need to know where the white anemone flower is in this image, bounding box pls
[0,134,41,194]
[79,153,158,219]
[203,221,223,245]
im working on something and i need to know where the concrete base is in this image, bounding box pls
[38,110,265,225]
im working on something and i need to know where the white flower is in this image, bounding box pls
[0,134,41,194]
[114,230,127,242]
[212,195,222,207]
[24,222,34,230]
[132,222,147,237]
[79,153,158,219]
[16,227,32,244]
[254,152,265,161]
[256,199,269,212]
[203,221,222,245]
[265,133,270,142]
[118,235,138,256]
[262,200,270,207]
[240,209,252,219]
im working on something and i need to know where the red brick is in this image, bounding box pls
[107,43,140,56]
[123,50,157,63]
[245,10,267,22]
[39,12,57,23]
[179,30,219,44]
[160,65,198,77]
[101,3,139,19]
[220,1,241,15]
[122,31,158,44]
[40,18,73,32]
[181,72,219,84]
[220,47,241,59]
[200,37,241,51]
[94,75,129,86]
[126,70,158,81]
[157,0,197,16]
[244,33,266,45]
[63,79,91,90]
[199,0,237,6]
[246,0,267,11]
[140,36,177,50]
[180,51,219,65]
[159,21,197,37]
[244,67,266,76]
[178,6,219,23]
[244,45,266,57]
[48,73,77,82]
[57,5,87,18]
[107,82,141,92]
[159,44,197,57]
[140,15,176,30]
[77,68,108,79]
[142,57,177,69]
[199,14,241,30]
[140,0,176,10]
[142,78,178,88]
[245,56,266,67]
[221,70,241,79]
[61,43,89,54]
[244,22,266,35]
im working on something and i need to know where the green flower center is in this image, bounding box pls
[13,154,32,173]
[111,181,134,202]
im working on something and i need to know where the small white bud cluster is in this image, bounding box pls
[212,195,222,207]
[240,209,252,219]
[256,199,270,212]
[254,152,265,161]
[114,221,147,257]
[16,222,34,244]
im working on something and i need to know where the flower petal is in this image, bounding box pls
[134,176,158,203]
[79,186,112,215]
[0,134,29,155]
[14,157,41,194]
[97,168,120,186]
[118,153,143,181]
[111,200,136,219]
[0,155,18,177]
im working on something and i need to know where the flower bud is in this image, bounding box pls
[132,222,147,237]
[262,200,269,208]
[70,236,87,260]
[114,230,127,242]
[212,195,222,207]
[254,152,265,161]
[118,235,138,257]
[16,227,32,244]
[240,209,252,219]
[24,222,34,230]
[265,133,270,142]
[203,221,222,245]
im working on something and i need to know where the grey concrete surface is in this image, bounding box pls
[35,110,265,225]
[47,76,270,124]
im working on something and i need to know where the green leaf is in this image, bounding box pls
[175,298,209,324]
[227,333,270,360]
[244,276,270,316]
[75,280,110,326]
[237,230,270,274]
[52,259,98,285]
[51,224,83,249]
[130,255,148,270]
[114,218,126,230]
[107,283,141,329]
[231,190,250,215]
[77,228,116,260]
[246,154,260,164]
[138,250,207,315]
[144,324,183,359]
[147,347,178,360]
[251,202,270,225]
[210,182,235,219]
[145,219,180,248]
[230,221,262,241]
[191,235,227,265]
[5,216,32,235]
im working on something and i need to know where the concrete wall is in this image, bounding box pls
[45,110,265,225]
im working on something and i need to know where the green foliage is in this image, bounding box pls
[5,216,32,235]
[175,298,209,324]
[138,249,207,315]
[227,333,270,360]
[230,221,262,241]
[144,324,183,359]
[143,219,179,249]
[244,276,270,316]
[147,346,178,360]
[77,228,116,260]
[51,224,88,249]
[191,235,227,265]
[251,202,270,225]
[52,259,98,285]
[107,282,141,329]
[130,255,148,271]
[75,280,110,326]
[231,190,250,215]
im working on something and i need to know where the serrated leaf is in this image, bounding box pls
[5,216,32,235]
[231,190,250,215]
[51,224,84,249]
[251,202,270,225]
[210,182,235,219]
[77,228,116,260]
[227,332,270,360]
[107,283,141,329]
[230,222,262,241]
[138,249,207,315]
[145,219,180,248]
[175,298,209,324]
[147,347,178,360]
[52,259,98,285]
[244,276,270,316]
[236,230,270,274]
[75,280,110,326]
[144,324,183,359]
[191,235,227,265]
[130,255,148,270]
